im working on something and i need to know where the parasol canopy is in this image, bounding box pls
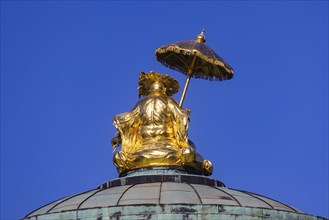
[155,30,234,106]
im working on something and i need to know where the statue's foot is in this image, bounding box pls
[202,159,213,176]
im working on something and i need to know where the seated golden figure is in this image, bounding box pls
[112,71,212,176]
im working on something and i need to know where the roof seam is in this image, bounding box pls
[239,190,274,209]
[159,182,163,204]
[238,189,300,213]
[25,197,66,217]
[76,188,104,210]
[214,187,242,206]
[116,184,135,206]
[45,189,96,214]
[187,183,203,204]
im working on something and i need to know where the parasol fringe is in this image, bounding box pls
[156,46,234,76]
[156,58,232,81]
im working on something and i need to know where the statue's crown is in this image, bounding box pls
[138,71,179,98]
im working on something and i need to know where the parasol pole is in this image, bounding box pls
[179,54,197,107]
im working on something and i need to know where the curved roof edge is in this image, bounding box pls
[23,174,324,218]
[23,204,326,220]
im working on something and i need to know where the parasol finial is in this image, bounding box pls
[196,29,206,43]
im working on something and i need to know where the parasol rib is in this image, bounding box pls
[179,54,197,107]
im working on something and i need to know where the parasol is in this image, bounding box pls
[155,30,234,107]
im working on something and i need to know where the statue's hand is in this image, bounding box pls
[185,108,191,114]
[111,132,122,149]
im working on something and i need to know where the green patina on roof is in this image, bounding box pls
[22,169,327,220]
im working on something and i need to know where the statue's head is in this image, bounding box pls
[149,81,166,94]
[138,71,179,98]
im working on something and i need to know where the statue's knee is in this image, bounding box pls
[181,146,195,163]
[113,151,126,168]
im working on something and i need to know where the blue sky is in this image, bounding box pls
[1,1,328,219]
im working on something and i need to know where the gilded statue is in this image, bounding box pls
[112,71,212,176]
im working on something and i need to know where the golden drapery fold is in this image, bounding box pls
[112,71,212,176]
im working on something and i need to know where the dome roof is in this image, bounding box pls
[23,169,324,220]
[26,180,300,216]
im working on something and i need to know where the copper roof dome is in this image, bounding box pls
[23,169,325,220]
